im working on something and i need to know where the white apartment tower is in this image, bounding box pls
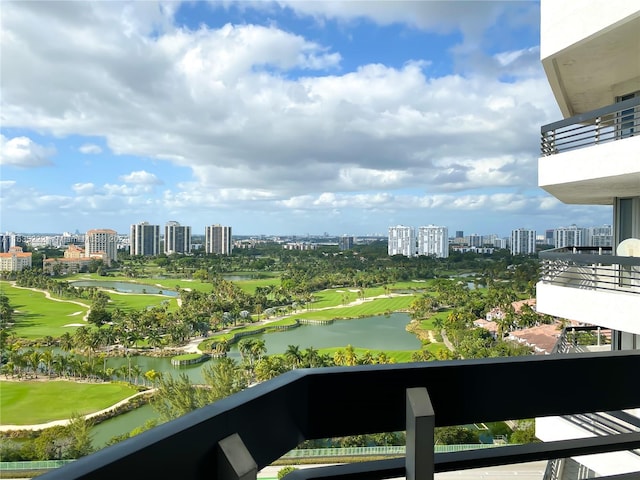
[388,225,415,257]
[553,225,587,248]
[587,224,613,247]
[130,222,160,256]
[536,1,640,477]
[510,228,536,256]
[85,229,118,264]
[417,225,449,258]
[164,221,191,255]
[205,224,232,255]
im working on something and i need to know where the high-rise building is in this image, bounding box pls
[510,228,536,255]
[85,229,118,265]
[536,1,640,476]
[130,222,160,256]
[164,221,191,255]
[466,234,483,247]
[338,235,354,251]
[587,224,613,247]
[455,230,464,239]
[205,224,232,255]
[553,225,587,248]
[387,225,415,257]
[417,225,449,258]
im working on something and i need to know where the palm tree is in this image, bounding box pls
[285,345,303,369]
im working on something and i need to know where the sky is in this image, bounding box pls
[0,1,612,237]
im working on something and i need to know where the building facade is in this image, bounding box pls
[205,224,232,255]
[164,221,191,255]
[553,225,587,248]
[587,224,613,247]
[388,225,415,257]
[417,225,449,258]
[338,236,354,251]
[85,229,118,265]
[536,1,640,476]
[130,222,160,256]
[510,228,536,255]
[0,246,32,272]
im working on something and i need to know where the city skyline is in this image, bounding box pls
[0,2,612,236]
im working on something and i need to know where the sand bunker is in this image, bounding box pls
[68,311,83,316]
[63,323,85,327]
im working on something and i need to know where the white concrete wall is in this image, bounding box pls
[536,416,640,476]
[538,135,640,193]
[537,282,640,335]
[541,0,640,59]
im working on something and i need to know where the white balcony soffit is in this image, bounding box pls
[541,5,640,117]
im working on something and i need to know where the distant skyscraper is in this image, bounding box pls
[417,225,449,258]
[164,221,191,254]
[510,228,536,255]
[587,225,613,247]
[467,234,483,247]
[554,225,587,248]
[205,224,232,255]
[339,236,354,251]
[85,229,118,264]
[455,230,464,239]
[130,222,160,256]
[388,225,415,257]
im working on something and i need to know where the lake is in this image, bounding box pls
[91,313,419,444]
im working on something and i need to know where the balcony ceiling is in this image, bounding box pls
[540,171,640,205]
[543,14,640,117]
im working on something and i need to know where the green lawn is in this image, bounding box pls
[0,381,138,425]
[0,281,178,339]
[106,293,179,312]
[294,295,414,320]
[0,282,89,339]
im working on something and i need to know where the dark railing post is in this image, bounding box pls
[406,387,435,480]
[217,433,257,480]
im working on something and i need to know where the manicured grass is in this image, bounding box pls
[0,282,89,339]
[294,296,414,321]
[105,293,179,312]
[171,353,205,361]
[0,381,138,425]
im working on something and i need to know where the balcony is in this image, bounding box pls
[537,247,640,335]
[538,97,640,205]
[39,353,640,480]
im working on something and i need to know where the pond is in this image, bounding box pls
[70,281,179,297]
[102,313,420,384]
[90,313,420,444]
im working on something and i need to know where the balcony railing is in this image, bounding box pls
[39,352,640,480]
[541,96,640,156]
[539,247,640,294]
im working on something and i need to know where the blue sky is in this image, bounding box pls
[0,1,611,236]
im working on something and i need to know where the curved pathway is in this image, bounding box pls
[178,292,412,354]
[10,283,91,322]
[0,389,155,432]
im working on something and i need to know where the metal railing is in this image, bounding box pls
[38,352,640,480]
[541,96,640,155]
[539,247,640,294]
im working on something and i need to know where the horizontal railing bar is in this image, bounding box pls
[433,432,640,472]
[541,97,640,133]
[539,252,640,267]
[286,432,640,479]
[285,458,405,480]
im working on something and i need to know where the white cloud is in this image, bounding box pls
[1,1,591,235]
[79,143,103,154]
[72,183,96,195]
[0,135,54,168]
[120,170,162,185]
